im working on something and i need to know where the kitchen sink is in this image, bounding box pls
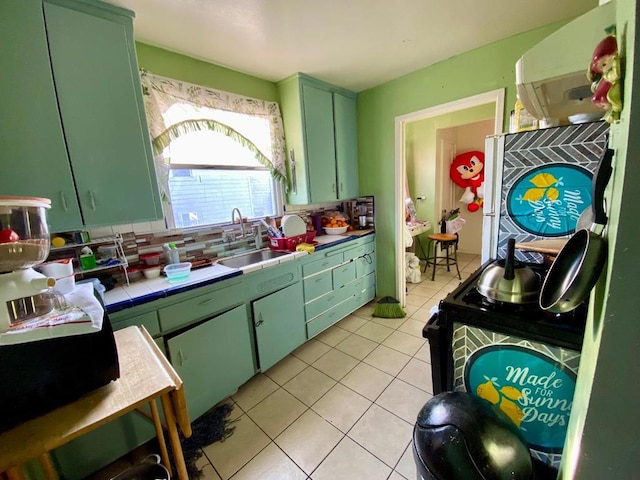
[217,249,290,268]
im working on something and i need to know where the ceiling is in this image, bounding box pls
[105,0,598,92]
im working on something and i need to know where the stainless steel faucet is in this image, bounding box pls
[231,207,246,238]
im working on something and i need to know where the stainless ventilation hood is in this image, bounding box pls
[516,1,616,120]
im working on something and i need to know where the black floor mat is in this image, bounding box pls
[178,402,237,478]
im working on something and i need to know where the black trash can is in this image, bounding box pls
[412,391,534,480]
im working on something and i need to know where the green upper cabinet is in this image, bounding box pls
[0,0,81,230]
[0,0,161,232]
[333,92,359,200]
[278,73,359,204]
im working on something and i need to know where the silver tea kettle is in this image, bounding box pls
[477,238,540,304]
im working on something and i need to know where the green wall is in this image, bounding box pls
[560,0,640,477]
[135,43,279,102]
[357,21,568,297]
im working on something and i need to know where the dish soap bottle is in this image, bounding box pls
[163,243,180,264]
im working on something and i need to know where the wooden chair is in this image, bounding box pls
[424,233,461,281]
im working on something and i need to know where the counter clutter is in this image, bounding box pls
[104,230,373,314]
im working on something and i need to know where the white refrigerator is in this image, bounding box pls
[482,121,609,264]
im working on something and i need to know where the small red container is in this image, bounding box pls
[139,252,162,266]
[268,231,316,252]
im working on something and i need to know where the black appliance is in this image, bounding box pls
[414,391,533,480]
[423,261,586,470]
[0,308,120,433]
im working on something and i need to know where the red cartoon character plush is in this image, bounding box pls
[450,151,485,212]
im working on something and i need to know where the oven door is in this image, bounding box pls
[451,321,580,470]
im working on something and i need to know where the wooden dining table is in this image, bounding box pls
[0,326,192,480]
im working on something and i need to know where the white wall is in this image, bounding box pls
[448,119,494,254]
[436,119,493,254]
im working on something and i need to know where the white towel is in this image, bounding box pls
[0,283,104,346]
[404,224,413,248]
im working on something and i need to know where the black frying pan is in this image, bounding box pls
[539,147,614,313]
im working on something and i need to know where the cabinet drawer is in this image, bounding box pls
[307,298,354,338]
[332,261,356,289]
[363,271,376,290]
[111,311,160,337]
[158,282,243,332]
[303,253,343,277]
[244,261,301,300]
[306,305,341,338]
[353,285,376,310]
[346,277,365,296]
[343,244,366,262]
[303,270,333,302]
[305,283,354,321]
[356,253,376,278]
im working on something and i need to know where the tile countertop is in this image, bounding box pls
[104,230,374,314]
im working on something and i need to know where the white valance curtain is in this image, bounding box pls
[139,71,288,204]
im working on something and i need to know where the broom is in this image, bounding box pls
[372,296,406,318]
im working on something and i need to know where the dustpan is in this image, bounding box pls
[372,296,406,318]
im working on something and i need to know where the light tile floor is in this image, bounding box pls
[90,253,481,480]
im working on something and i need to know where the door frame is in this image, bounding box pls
[393,89,505,304]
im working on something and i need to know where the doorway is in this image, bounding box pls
[394,90,505,304]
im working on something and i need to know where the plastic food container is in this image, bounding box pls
[142,265,162,279]
[164,262,192,283]
[139,252,162,266]
[97,245,118,260]
[0,196,51,272]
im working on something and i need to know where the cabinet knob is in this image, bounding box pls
[89,191,97,210]
[256,312,264,327]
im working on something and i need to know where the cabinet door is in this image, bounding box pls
[0,0,83,230]
[302,84,337,203]
[334,92,359,200]
[166,305,255,420]
[253,282,306,371]
[44,0,161,228]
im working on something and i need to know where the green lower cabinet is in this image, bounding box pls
[302,236,377,339]
[306,298,354,338]
[253,282,306,371]
[166,305,255,420]
[52,410,156,480]
[356,253,376,278]
[110,310,161,337]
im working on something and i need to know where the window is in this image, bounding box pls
[140,72,288,230]
[163,105,280,228]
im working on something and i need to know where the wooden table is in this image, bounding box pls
[515,239,568,255]
[0,326,192,480]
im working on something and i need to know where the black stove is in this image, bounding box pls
[422,261,588,471]
[436,261,587,351]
